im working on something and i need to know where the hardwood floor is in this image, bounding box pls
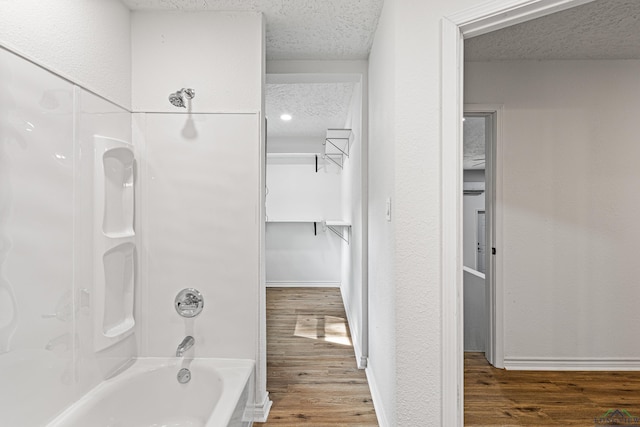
[255,287,378,427]
[465,352,640,426]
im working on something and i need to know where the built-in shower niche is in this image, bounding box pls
[94,135,136,352]
[102,147,134,237]
[102,243,135,338]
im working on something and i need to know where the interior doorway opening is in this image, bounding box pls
[462,109,500,366]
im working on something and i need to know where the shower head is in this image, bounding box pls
[168,88,195,108]
[169,92,185,108]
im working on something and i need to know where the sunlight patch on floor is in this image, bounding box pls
[293,314,352,346]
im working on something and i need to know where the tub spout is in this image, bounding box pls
[176,336,194,357]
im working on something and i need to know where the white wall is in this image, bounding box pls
[463,192,485,269]
[265,223,342,285]
[0,0,131,108]
[265,136,343,285]
[367,0,482,425]
[367,1,396,423]
[266,157,342,221]
[466,60,640,365]
[132,11,263,113]
[463,268,486,352]
[340,79,368,367]
[0,48,134,426]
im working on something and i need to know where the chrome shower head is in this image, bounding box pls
[168,88,195,108]
[169,92,185,108]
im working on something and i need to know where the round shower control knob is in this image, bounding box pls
[175,288,204,318]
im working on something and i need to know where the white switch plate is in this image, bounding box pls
[385,198,391,221]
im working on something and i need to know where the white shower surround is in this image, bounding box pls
[0,7,267,426]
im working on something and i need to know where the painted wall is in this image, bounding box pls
[265,137,343,285]
[466,60,640,364]
[266,155,342,221]
[367,0,481,425]
[0,0,131,108]
[340,80,368,366]
[132,11,263,113]
[463,268,486,352]
[367,1,396,424]
[0,48,134,425]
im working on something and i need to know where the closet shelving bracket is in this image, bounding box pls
[321,220,351,244]
[323,129,353,169]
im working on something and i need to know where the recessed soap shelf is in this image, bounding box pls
[93,135,136,351]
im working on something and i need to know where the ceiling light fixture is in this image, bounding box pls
[280,114,292,121]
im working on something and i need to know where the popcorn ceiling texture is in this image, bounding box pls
[463,117,486,170]
[121,0,384,60]
[266,83,356,138]
[466,0,640,61]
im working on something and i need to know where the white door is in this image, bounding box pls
[476,210,486,273]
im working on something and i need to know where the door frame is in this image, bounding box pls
[440,0,595,425]
[464,105,503,369]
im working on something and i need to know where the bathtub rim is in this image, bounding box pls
[46,356,255,427]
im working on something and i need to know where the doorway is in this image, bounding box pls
[462,109,500,366]
[441,1,595,424]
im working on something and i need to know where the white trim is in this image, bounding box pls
[462,266,485,280]
[365,366,390,427]
[464,104,505,369]
[504,358,640,371]
[340,284,366,369]
[441,16,464,427]
[266,281,341,288]
[448,0,595,39]
[246,391,273,423]
[441,1,594,426]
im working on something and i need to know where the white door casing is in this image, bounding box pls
[440,1,596,425]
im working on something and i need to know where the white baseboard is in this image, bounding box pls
[504,357,640,371]
[339,284,366,369]
[245,392,272,423]
[266,281,340,288]
[366,365,390,427]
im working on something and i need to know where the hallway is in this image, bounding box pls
[256,288,378,426]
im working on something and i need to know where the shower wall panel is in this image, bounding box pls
[135,112,260,360]
[0,46,76,426]
[0,47,135,425]
[76,87,136,395]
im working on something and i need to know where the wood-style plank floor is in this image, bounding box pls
[465,352,640,426]
[255,287,378,426]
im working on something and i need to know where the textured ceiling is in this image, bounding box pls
[466,0,640,61]
[463,117,485,170]
[121,0,384,60]
[266,82,355,138]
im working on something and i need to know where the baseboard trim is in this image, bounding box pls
[245,392,272,423]
[266,281,340,288]
[339,284,366,369]
[366,365,390,427]
[504,357,640,371]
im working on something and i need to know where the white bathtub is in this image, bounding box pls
[47,358,254,427]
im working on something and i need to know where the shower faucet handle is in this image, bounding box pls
[175,288,204,318]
